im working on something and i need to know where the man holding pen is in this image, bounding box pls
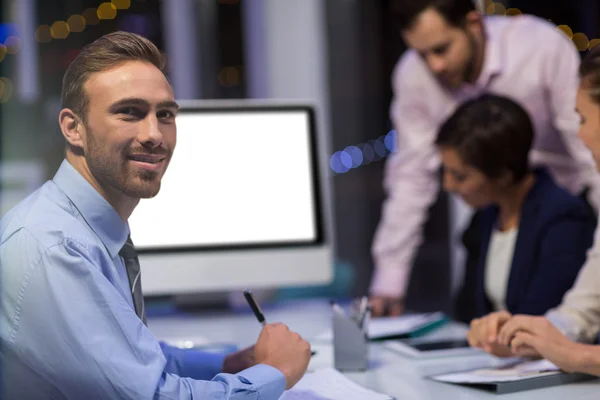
[0,32,310,399]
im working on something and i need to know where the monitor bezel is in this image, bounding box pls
[134,104,325,254]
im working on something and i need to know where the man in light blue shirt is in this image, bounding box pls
[0,31,311,399]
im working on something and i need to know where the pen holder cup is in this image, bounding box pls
[332,311,368,371]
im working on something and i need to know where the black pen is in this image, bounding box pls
[243,289,266,326]
[243,289,317,356]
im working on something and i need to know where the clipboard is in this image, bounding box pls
[429,359,598,395]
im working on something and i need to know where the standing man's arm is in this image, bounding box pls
[370,55,442,315]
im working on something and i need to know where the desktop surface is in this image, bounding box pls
[148,299,600,399]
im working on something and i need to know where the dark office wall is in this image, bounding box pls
[323,0,452,312]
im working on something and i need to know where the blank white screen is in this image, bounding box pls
[129,109,318,249]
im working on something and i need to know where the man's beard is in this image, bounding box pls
[440,32,479,88]
[85,128,169,199]
[462,32,479,83]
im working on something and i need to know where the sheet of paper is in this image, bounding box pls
[431,359,562,384]
[367,312,445,339]
[313,312,444,341]
[279,367,393,400]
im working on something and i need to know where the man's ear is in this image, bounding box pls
[464,10,483,34]
[59,108,85,150]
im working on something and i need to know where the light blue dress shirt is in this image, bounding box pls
[0,160,286,399]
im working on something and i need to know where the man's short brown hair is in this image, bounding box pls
[61,31,166,122]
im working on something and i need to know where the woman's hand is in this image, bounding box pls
[498,315,584,372]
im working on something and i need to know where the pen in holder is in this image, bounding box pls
[331,299,369,371]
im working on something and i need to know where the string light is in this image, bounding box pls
[330,131,396,174]
[35,0,131,44]
[487,1,599,51]
[0,77,14,103]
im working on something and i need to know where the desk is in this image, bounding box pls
[148,299,599,399]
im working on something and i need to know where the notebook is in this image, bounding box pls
[313,312,447,341]
[279,367,394,400]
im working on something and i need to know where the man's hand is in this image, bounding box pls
[498,315,582,372]
[222,346,256,374]
[369,296,404,317]
[254,323,311,389]
[467,311,513,357]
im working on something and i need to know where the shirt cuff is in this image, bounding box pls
[546,310,582,342]
[236,364,286,399]
[369,263,410,298]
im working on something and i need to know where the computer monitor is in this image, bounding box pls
[129,100,333,295]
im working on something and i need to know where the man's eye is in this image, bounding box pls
[432,45,449,55]
[158,110,175,120]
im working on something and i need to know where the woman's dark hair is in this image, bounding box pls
[580,45,600,104]
[390,0,476,31]
[435,94,533,182]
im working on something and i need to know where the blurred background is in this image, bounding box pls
[0,0,599,310]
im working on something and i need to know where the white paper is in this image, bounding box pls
[313,312,445,341]
[279,367,393,400]
[431,359,562,384]
[367,312,445,339]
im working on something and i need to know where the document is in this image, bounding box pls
[314,312,446,341]
[279,367,394,400]
[431,359,562,384]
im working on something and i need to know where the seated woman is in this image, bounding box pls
[436,94,596,325]
[468,47,600,375]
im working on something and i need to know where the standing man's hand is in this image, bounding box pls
[254,323,311,389]
[369,296,404,317]
[222,346,256,374]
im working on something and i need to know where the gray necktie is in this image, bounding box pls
[119,236,147,325]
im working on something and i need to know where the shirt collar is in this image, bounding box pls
[53,159,129,258]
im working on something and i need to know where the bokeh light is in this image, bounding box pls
[330,151,349,174]
[589,39,600,50]
[361,143,375,163]
[486,2,506,15]
[67,15,86,33]
[339,151,353,170]
[505,8,522,16]
[83,8,100,25]
[0,77,14,103]
[573,33,590,52]
[51,21,70,39]
[218,67,241,87]
[344,146,363,168]
[384,130,397,153]
[557,25,574,40]
[97,3,118,20]
[35,25,52,43]
[111,0,131,10]
[4,36,21,54]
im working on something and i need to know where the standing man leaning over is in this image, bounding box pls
[370,0,600,316]
[0,32,310,399]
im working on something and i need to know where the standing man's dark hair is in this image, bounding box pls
[390,0,477,31]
